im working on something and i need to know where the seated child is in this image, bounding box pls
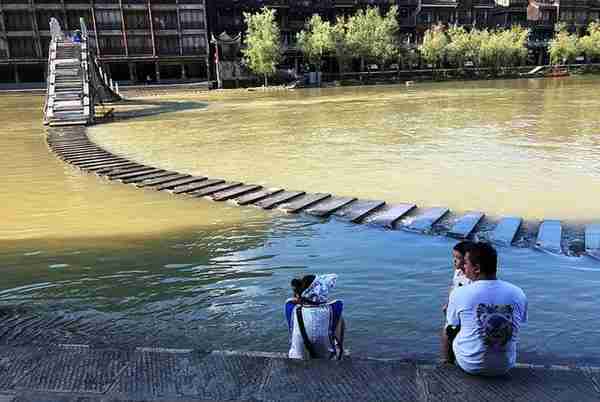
[285,274,344,360]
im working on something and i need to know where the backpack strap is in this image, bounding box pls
[296,306,317,359]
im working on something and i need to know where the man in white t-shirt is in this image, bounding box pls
[442,242,528,376]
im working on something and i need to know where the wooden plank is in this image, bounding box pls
[84,161,136,171]
[490,216,522,246]
[121,171,178,185]
[105,166,153,178]
[91,163,141,174]
[171,179,220,194]
[447,211,485,239]
[211,185,263,202]
[52,145,98,152]
[110,168,162,181]
[405,207,449,233]
[136,174,191,188]
[55,148,105,156]
[70,156,123,166]
[233,188,284,206]
[192,182,242,197]
[585,224,600,259]
[48,139,89,146]
[278,193,331,213]
[254,191,305,209]
[535,220,563,254]
[333,199,386,223]
[60,151,110,159]
[306,197,356,217]
[65,154,119,164]
[365,203,416,227]
[156,176,207,191]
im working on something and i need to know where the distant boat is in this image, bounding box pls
[545,67,570,78]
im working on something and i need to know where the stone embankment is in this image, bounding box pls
[0,345,598,401]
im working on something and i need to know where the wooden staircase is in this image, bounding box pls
[45,40,91,126]
[43,18,121,126]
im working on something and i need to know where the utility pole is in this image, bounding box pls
[210,34,221,89]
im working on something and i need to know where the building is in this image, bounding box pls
[1,0,599,86]
[207,0,600,76]
[0,0,209,85]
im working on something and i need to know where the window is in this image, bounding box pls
[8,37,36,57]
[125,10,149,30]
[158,36,179,55]
[127,35,152,54]
[181,35,206,54]
[5,11,33,31]
[153,11,178,30]
[99,35,124,55]
[95,10,122,30]
[180,10,205,29]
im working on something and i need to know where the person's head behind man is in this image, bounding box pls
[463,242,497,281]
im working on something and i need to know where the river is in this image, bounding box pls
[1,78,600,365]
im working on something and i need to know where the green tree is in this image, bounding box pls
[548,23,581,65]
[478,26,528,71]
[446,26,481,68]
[579,21,600,62]
[242,7,282,86]
[419,23,448,68]
[297,14,335,71]
[332,16,352,73]
[345,6,400,70]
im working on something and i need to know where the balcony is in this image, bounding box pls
[97,23,123,30]
[158,47,180,55]
[128,46,153,54]
[180,22,206,30]
[99,46,125,55]
[182,46,206,55]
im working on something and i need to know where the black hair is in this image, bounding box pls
[465,242,497,276]
[453,240,475,257]
[291,275,315,297]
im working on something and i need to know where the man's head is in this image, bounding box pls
[463,242,497,281]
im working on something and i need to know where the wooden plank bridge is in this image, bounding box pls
[40,18,599,258]
[45,126,600,259]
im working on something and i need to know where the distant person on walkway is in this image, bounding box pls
[285,274,344,360]
[72,30,82,43]
[442,242,528,376]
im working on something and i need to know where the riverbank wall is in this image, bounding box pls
[0,345,598,401]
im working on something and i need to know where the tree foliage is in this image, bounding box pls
[419,23,448,68]
[446,26,482,67]
[548,24,581,65]
[297,14,335,71]
[579,21,600,62]
[345,6,399,67]
[242,7,281,86]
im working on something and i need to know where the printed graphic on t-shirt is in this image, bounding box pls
[476,304,514,348]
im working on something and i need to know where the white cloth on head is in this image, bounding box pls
[446,280,528,376]
[301,274,337,304]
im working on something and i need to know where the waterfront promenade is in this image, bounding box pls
[0,345,598,401]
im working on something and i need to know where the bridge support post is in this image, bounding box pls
[128,62,137,83]
[155,61,161,83]
[181,63,187,80]
[14,65,20,84]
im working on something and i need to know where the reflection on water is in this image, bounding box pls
[1,84,600,366]
[2,216,600,365]
[90,76,600,221]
